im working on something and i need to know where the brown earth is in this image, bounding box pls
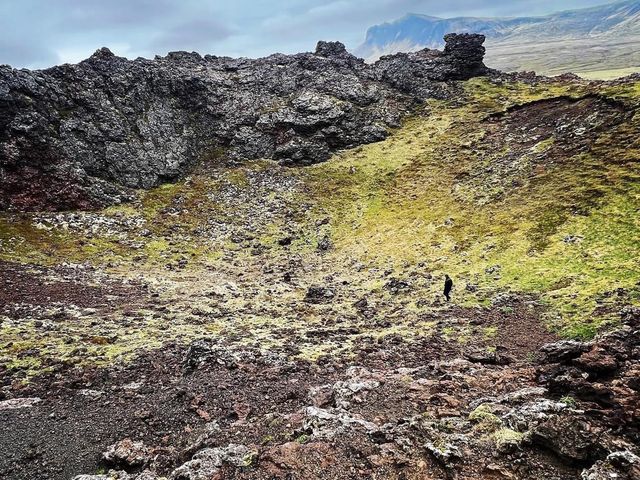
[0,259,571,480]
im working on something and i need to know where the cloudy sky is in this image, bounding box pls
[0,0,617,68]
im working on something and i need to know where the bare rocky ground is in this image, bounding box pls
[0,258,565,480]
[0,259,638,480]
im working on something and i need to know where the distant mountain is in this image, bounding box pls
[356,15,536,54]
[355,0,640,78]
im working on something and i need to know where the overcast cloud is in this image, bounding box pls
[0,0,618,68]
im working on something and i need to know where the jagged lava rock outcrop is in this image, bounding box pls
[0,34,488,211]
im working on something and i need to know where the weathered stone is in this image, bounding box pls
[73,469,158,480]
[317,235,332,252]
[0,397,41,410]
[573,347,619,374]
[529,414,607,463]
[183,339,238,371]
[465,348,514,365]
[315,41,351,58]
[308,385,335,408]
[103,438,152,469]
[304,286,335,303]
[383,278,411,294]
[303,406,380,438]
[170,444,253,480]
[581,450,640,480]
[539,340,590,363]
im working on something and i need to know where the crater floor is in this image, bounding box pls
[1,77,639,480]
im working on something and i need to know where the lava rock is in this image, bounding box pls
[573,347,619,374]
[0,397,41,410]
[103,439,152,469]
[465,347,514,365]
[278,236,293,246]
[529,414,607,463]
[170,444,253,480]
[539,340,591,363]
[315,41,350,58]
[383,278,411,294]
[183,339,238,371]
[581,450,640,480]
[0,34,489,211]
[304,286,335,303]
[317,235,332,252]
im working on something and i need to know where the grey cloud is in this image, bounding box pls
[0,39,58,68]
[54,0,176,28]
[0,0,620,68]
[149,19,235,51]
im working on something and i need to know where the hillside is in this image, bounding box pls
[0,35,486,212]
[355,0,640,77]
[1,39,640,480]
[0,71,640,479]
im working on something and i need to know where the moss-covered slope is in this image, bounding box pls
[1,76,639,378]
[305,77,640,337]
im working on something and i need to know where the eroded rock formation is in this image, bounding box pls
[0,34,488,211]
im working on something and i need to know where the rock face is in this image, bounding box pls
[374,33,487,94]
[0,34,488,211]
[535,310,640,465]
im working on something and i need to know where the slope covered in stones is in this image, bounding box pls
[2,77,638,365]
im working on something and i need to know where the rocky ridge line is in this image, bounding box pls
[0,34,487,211]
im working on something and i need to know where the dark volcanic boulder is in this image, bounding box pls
[372,33,488,97]
[535,315,640,456]
[582,451,640,480]
[529,414,607,464]
[539,340,590,363]
[315,41,351,59]
[0,34,489,211]
[442,33,487,79]
[573,346,619,374]
[304,286,336,304]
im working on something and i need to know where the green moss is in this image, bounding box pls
[302,78,640,338]
[0,215,74,264]
[532,137,555,153]
[468,404,498,422]
[241,452,258,467]
[442,327,455,340]
[560,395,578,407]
[469,404,502,433]
[224,169,250,187]
[483,326,498,339]
[295,434,311,444]
[493,428,524,450]
[599,80,640,103]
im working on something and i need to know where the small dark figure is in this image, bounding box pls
[444,274,453,302]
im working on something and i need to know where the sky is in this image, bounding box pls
[0,0,619,69]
